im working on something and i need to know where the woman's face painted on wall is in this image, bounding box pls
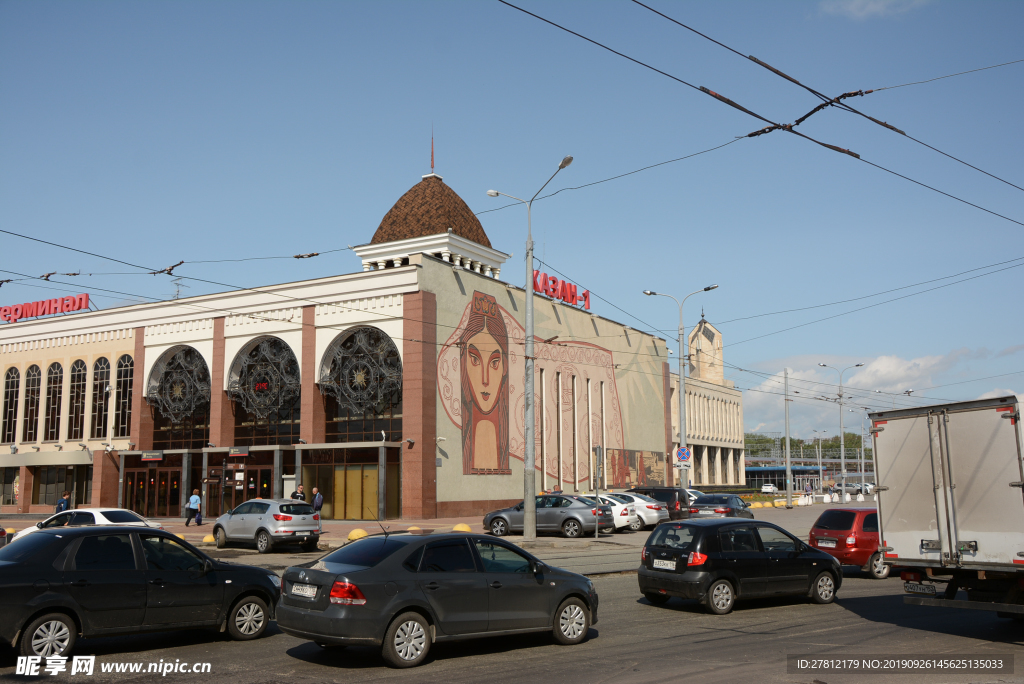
[466,322,505,414]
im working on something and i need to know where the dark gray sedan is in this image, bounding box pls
[689,494,755,519]
[276,533,599,668]
[483,495,614,538]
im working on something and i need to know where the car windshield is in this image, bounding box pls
[279,504,315,515]
[813,510,857,531]
[0,533,63,563]
[647,525,697,550]
[694,495,731,505]
[647,491,675,503]
[573,497,597,506]
[322,537,413,568]
[102,511,145,524]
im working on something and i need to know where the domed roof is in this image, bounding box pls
[371,174,491,248]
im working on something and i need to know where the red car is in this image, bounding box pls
[808,508,889,579]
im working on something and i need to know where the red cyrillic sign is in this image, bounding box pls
[533,271,590,310]
[0,294,90,323]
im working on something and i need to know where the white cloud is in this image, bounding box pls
[820,0,931,19]
[977,388,1019,400]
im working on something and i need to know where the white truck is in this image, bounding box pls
[871,395,1024,617]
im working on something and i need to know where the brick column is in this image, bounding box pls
[17,466,33,513]
[401,291,437,519]
[92,449,120,507]
[208,318,234,448]
[129,327,153,450]
[300,306,325,444]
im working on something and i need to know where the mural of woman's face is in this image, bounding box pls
[466,322,505,414]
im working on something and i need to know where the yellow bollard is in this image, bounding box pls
[175,533,186,539]
[452,523,472,532]
[4,528,14,534]
[203,534,215,543]
[407,526,421,531]
[749,501,762,509]
[348,528,368,541]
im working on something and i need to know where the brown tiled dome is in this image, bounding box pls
[371,175,491,248]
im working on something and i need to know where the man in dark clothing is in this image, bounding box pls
[290,484,305,501]
[311,487,323,533]
[55,491,71,513]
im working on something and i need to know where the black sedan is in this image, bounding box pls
[689,494,754,519]
[638,519,842,614]
[0,526,280,657]
[276,532,598,668]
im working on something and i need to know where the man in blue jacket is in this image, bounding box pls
[311,487,323,534]
[54,491,71,513]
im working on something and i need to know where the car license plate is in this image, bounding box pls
[292,583,317,598]
[699,509,714,515]
[653,559,676,570]
[817,539,836,548]
[904,582,936,596]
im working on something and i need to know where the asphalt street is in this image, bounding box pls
[3,565,1022,683]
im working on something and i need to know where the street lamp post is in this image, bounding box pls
[818,362,863,501]
[643,285,718,487]
[812,429,827,493]
[487,155,573,542]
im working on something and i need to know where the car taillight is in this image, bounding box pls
[715,508,729,514]
[273,514,292,521]
[329,581,367,605]
[591,508,597,515]
[674,501,681,511]
[647,504,661,510]
[901,571,922,582]
[689,507,699,513]
[620,508,628,516]
[642,547,649,562]
[313,514,319,520]
[687,552,707,566]
[846,535,856,546]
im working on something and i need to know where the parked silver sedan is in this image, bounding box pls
[606,492,669,529]
[484,495,614,538]
[213,498,320,553]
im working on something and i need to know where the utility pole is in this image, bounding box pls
[819,363,863,503]
[784,368,792,508]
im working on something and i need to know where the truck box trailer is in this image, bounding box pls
[871,395,1024,615]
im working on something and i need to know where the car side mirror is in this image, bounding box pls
[36,522,43,529]
[201,559,213,576]
[515,503,523,511]
[531,560,544,575]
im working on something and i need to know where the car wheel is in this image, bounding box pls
[490,518,508,536]
[382,612,430,668]
[562,519,582,538]
[644,592,670,606]
[215,527,227,549]
[812,571,837,604]
[256,530,272,554]
[869,553,890,580]
[20,613,76,658]
[629,518,643,532]
[706,579,735,615]
[552,597,590,645]
[227,596,268,640]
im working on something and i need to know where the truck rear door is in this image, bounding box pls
[939,400,1024,566]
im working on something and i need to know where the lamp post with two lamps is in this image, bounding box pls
[817,362,863,500]
[487,155,573,542]
[643,285,718,487]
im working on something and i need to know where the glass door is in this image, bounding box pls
[156,471,169,517]
[167,471,181,517]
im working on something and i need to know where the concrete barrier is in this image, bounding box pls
[348,528,368,541]
[452,523,472,532]
[203,534,215,543]
[856,494,865,502]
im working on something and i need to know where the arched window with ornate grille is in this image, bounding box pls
[1,368,19,444]
[23,365,41,442]
[44,363,63,442]
[67,360,88,440]
[90,358,110,439]
[319,326,403,443]
[146,346,211,450]
[113,355,133,438]
[227,337,301,447]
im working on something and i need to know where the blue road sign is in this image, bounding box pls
[676,446,691,462]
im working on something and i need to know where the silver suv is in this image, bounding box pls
[213,498,320,553]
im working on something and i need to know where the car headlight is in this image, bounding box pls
[267,574,281,589]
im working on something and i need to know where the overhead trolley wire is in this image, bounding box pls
[630,0,1024,195]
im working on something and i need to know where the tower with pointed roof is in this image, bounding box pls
[688,315,724,385]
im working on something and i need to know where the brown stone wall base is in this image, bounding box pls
[93,450,120,508]
[435,499,521,518]
[17,466,34,514]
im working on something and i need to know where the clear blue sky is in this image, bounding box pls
[2,0,1022,437]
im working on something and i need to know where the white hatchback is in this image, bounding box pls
[760,483,779,494]
[606,492,669,529]
[11,508,163,543]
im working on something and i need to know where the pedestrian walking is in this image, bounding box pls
[54,491,71,513]
[290,484,306,501]
[311,486,323,534]
[185,489,202,526]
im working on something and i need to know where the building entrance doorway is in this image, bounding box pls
[245,467,272,501]
[124,469,181,518]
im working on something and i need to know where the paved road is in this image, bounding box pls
[4,563,1022,684]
